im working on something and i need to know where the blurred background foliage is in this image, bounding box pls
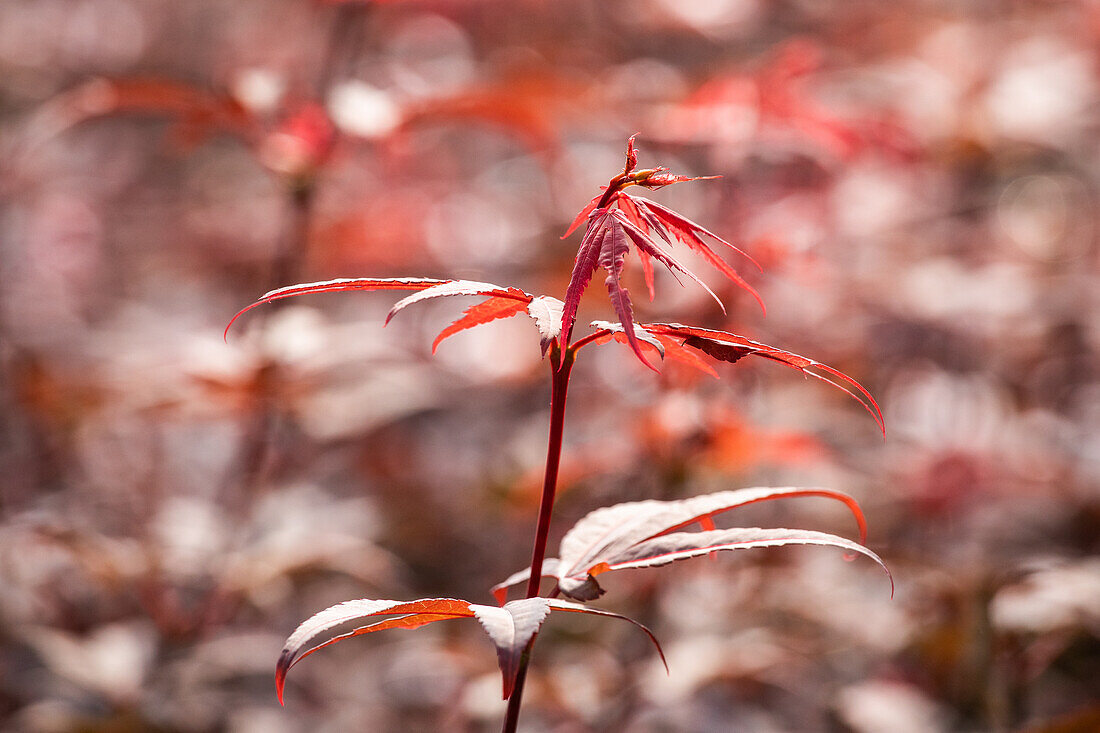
[0,0,1098,731]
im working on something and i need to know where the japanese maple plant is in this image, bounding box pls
[228,137,891,731]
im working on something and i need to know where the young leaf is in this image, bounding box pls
[526,295,565,354]
[560,138,765,363]
[623,195,765,314]
[275,596,664,703]
[561,191,603,240]
[643,323,884,434]
[612,209,724,312]
[561,210,611,345]
[597,216,656,371]
[491,487,889,603]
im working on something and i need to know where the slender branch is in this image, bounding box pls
[524,347,574,597]
[501,345,575,733]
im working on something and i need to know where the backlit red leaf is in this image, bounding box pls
[626,195,765,314]
[561,192,603,240]
[612,209,724,312]
[597,217,656,371]
[560,139,766,359]
[432,298,529,353]
[560,210,611,344]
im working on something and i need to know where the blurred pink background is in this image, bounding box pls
[1,1,1097,731]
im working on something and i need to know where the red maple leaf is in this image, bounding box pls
[560,136,763,371]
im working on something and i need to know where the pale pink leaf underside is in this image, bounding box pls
[276,594,664,704]
[491,487,884,603]
[526,295,565,353]
[386,280,531,325]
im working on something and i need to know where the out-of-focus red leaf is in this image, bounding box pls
[704,410,828,470]
[30,77,256,150]
[401,69,588,153]
[276,596,663,703]
[492,487,887,602]
[258,103,337,180]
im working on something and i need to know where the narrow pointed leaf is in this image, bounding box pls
[644,323,884,434]
[639,172,722,189]
[546,598,667,673]
[630,195,766,314]
[225,277,448,338]
[386,280,531,325]
[631,196,759,269]
[612,210,725,313]
[432,297,529,353]
[560,211,610,343]
[561,191,603,239]
[617,193,673,247]
[616,194,661,301]
[598,218,656,371]
[600,527,891,592]
[623,133,639,174]
[636,246,657,300]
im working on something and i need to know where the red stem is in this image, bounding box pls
[523,347,574,597]
[502,345,574,733]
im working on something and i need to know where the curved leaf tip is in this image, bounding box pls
[224,277,450,340]
[644,324,885,435]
